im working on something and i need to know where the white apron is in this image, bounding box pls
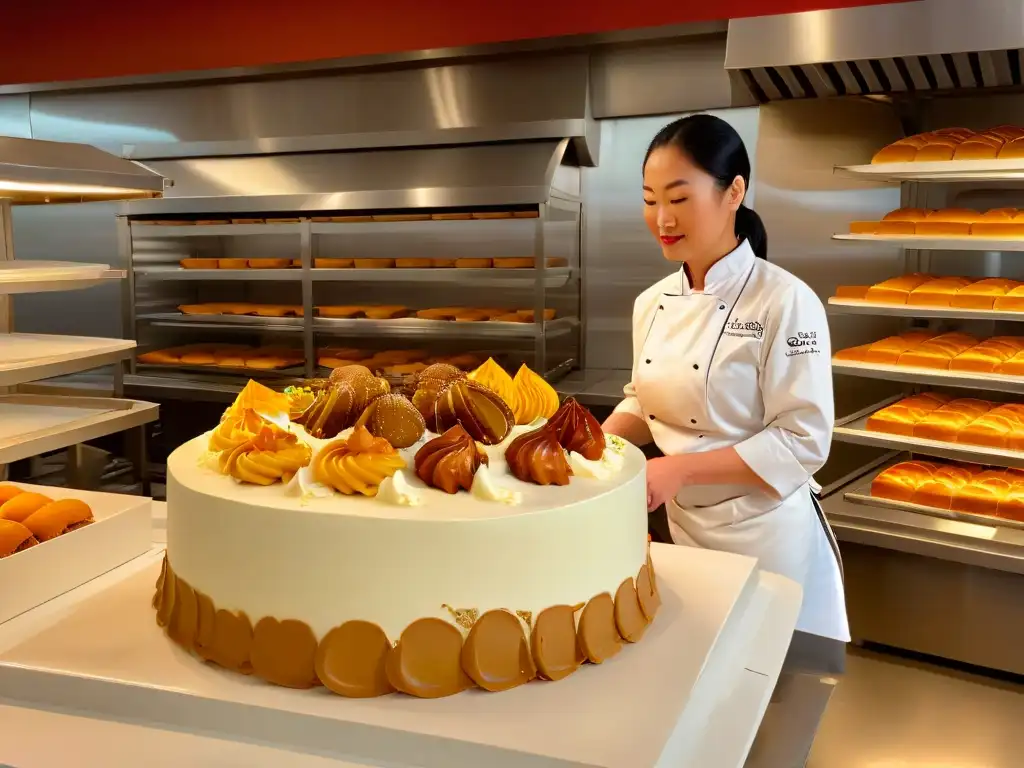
[614,240,849,642]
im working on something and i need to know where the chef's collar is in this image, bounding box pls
[665,238,756,297]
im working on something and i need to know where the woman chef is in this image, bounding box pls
[602,114,850,657]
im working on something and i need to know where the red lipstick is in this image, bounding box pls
[660,235,683,245]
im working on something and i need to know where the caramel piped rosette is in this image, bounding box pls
[414,425,488,494]
[468,358,519,415]
[411,363,465,423]
[313,426,406,497]
[547,397,606,461]
[356,394,425,449]
[511,364,559,424]
[504,425,572,486]
[220,425,312,486]
[434,379,514,445]
[209,407,266,453]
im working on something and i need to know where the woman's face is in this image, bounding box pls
[642,145,744,263]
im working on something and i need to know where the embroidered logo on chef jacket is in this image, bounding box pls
[723,320,764,339]
[785,330,820,357]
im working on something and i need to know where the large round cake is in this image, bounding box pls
[155,366,659,698]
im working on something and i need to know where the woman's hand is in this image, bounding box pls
[646,455,687,512]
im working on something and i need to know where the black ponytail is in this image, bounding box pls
[643,114,767,261]
[735,204,767,261]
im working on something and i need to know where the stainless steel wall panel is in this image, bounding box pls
[580,107,760,372]
[589,36,753,118]
[752,99,904,484]
[0,95,31,138]
[30,55,595,161]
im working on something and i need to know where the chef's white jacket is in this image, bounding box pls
[614,239,849,642]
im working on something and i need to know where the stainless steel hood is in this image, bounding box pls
[123,138,578,214]
[726,0,1024,101]
[0,135,164,204]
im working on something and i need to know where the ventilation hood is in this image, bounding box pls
[0,135,164,204]
[726,0,1024,101]
[123,138,578,215]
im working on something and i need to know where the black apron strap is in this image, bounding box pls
[810,491,844,585]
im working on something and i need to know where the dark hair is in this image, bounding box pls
[643,114,767,261]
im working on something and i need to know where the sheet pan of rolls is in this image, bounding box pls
[871,125,1024,164]
[848,207,1024,238]
[862,458,1024,528]
[176,257,565,270]
[174,304,557,323]
[834,274,1024,311]
[834,332,1024,375]
[139,211,540,227]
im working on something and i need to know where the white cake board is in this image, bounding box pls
[0,544,801,768]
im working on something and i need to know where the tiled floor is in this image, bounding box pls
[808,646,1024,767]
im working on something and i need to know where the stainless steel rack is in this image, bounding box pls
[123,203,583,396]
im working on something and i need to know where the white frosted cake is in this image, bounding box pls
[156,364,660,698]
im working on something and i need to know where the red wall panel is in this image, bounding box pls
[0,0,907,86]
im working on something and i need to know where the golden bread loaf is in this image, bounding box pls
[871,126,1024,165]
[872,459,1024,521]
[916,208,981,237]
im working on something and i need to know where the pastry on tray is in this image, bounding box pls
[416,307,459,321]
[354,259,395,269]
[179,304,228,316]
[138,349,184,364]
[432,259,456,268]
[363,306,409,320]
[253,305,304,318]
[0,520,38,557]
[471,212,512,219]
[0,491,53,522]
[22,499,93,541]
[454,258,492,269]
[248,259,291,269]
[217,258,249,269]
[395,258,432,268]
[180,258,219,270]
[372,214,431,222]
[318,306,366,319]
[231,218,264,224]
[314,258,354,268]
[431,213,472,220]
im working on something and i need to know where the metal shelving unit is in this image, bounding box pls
[827,297,1024,323]
[0,264,158,484]
[835,158,1024,182]
[124,202,583,394]
[831,359,1024,395]
[833,405,1024,469]
[832,233,1024,251]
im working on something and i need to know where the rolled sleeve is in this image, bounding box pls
[613,379,644,419]
[733,283,834,499]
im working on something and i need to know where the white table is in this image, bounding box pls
[0,505,800,768]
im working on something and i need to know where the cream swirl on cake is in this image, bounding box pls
[220,425,312,486]
[314,426,406,496]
